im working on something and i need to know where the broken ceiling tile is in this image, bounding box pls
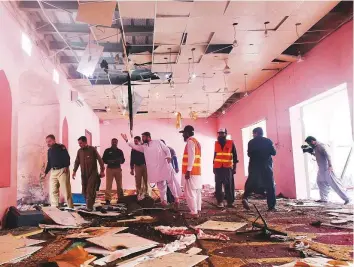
[76,1,116,27]
[194,220,246,232]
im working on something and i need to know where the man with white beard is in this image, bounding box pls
[121,132,182,207]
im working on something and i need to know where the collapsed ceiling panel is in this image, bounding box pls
[118,1,155,19]
[76,1,116,27]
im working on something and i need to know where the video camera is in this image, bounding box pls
[301,145,314,154]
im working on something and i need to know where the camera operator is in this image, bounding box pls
[304,136,350,205]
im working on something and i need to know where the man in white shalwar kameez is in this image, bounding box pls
[180,125,202,218]
[121,132,182,206]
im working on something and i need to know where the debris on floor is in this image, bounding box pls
[276,257,354,267]
[65,227,128,239]
[134,252,208,267]
[194,220,246,231]
[46,246,95,266]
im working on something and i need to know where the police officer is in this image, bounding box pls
[43,134,73,208]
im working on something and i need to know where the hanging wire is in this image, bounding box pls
[244,74,248,96]
[202,73,206,91]
[223,73,228,92]
[264,21,270,37]
[232,23,238,47]
[295,23,301,38]
[191,48,196,75]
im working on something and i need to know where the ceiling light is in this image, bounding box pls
[53,69,59,84]
[202,85,206,91]
[297,51,304,63]
[170,80,175,89]
[232,23,238,48]
[191,73,197,79]
[222,110,226,115]
[244,92,248,97]
[188,77,192,84]
[165,73,170,79]
[264,21,270,37]
[105,106,111,112]
[155,92,160,99]
[21,32,32,56]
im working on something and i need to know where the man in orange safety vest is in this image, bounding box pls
[180,125,202,218]
[213,128,238,208]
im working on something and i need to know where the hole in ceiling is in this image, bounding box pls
[206,44,233,54]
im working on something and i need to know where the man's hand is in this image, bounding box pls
[63,167,68,173]
[100,171,105,178]
[185,171,191,180]
[130,169,134,175]
[166,157,171,164]
[175,168,179,174]
[72,171,76,180]
[121,133,128,142]
[232,169,236,175]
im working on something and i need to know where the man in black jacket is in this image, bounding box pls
[242,127,277,211]
[102,138,125,204]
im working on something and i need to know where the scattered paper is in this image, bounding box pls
[135,252,208,267]
[117,216,156,223]
[289,240,310,251]
[186,247,202,255]
[39,224,81,229]
[194,220,246,232]
[87,233,158,251]
[154,226,193,236]
[66,227,128,239]
[195,229,230,241]
[326,209,354,215]
[48,246,95,267]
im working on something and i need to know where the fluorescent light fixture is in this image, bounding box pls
[21,32,32,56]
[53,69,59,84]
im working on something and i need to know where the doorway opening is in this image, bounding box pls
[241,119,267,177]
[290,83,353,201]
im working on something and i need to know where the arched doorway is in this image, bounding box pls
[0,70,12,188]
[62,117,69,149]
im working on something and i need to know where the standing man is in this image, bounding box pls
[43,135,73,208]
[73,136,105,211]
[161,140,179,204]
[121,132,182,207]
[305,136,350,205]
[180,125,202,218]
[242,127,276,211]
[214,128,238,208]
[102,138,125,205]
[130,136,150,200]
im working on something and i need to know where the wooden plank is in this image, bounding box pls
[136,252,208,267]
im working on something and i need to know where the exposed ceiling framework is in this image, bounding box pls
[17,1,353,120]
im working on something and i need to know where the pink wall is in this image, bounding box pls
[62,118,69,149]
[219,21,353,198]
[100,118,217,189]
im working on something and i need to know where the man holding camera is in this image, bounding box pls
[304,136,350,205]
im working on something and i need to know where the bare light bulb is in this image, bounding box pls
[105,106,111,112]
[174,111,178,116]
[165,73,170,79]
[191,73,197,79]
[202,85,206,91]
[232,39,238,48]
[297,51,304,63]
[156,92,160,99]
[222,110,226,115]
[188,77,192,84]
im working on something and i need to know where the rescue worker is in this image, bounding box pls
[130,136,150,200]
[160,140,179,204]
[102,138,125,205]
[43,134,73,208]
[242,127,276,211]
[213,128,238,208]
[305,136,350,205]
[121,132,182,207]
[73,136,105,211]
[180,125,202,218]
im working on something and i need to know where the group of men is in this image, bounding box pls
[43,124,350,214]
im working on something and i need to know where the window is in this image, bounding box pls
[53,69,59,84]
[241,120,267,176]
[21,32,32,56]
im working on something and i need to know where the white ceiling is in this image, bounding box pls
[65,0,340,120]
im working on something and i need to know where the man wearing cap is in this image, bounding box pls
[214,128,238,208]
[121,132,182,207]
[180,125,202,218]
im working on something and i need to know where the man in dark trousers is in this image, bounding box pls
[130,136,150,200]
[102,138,125,205]
[242,127,277,211]
[73,136,105,211]
[43,134,73,208]
[213,128,238,208]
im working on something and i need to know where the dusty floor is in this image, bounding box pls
[1,192,353,267]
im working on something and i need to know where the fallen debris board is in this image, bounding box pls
[78,209,121,217]
[186,247,202,255]
[49,246,95,267]
[85,246,111,256]
[39,224,81,229]
[93,244,158,266]
[76,1,116,27]
[13,229,43,239]
[0,246,42,265]
[0,234,25,253]
[66,227,128,239]
[117,216,157,223]
[136,252,208,267]
[276,257,354,267]
[194,220,246,231]
[87,233,158,251]
[326,209,354,215]
[76,43,105,77]
[42,207,87,226]
[287,202,324,207]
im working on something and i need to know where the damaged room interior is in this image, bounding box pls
[0,0,354,266]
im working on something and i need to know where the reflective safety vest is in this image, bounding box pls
[214,140,233,168]
[182,137,201,175]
